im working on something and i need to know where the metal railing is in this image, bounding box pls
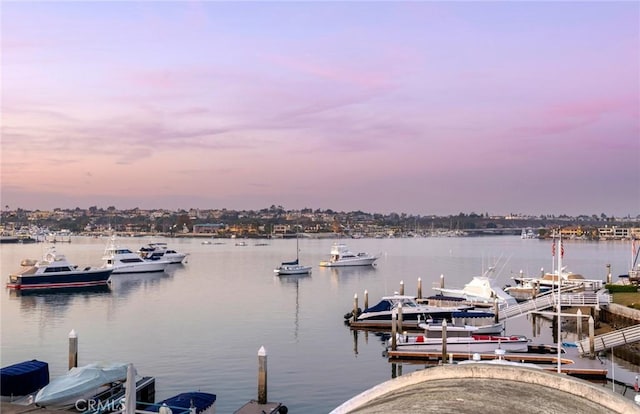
[576,324,640,355]
[498,289,611,322]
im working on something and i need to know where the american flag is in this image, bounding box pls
[634,375,639,392]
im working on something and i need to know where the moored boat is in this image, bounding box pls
[144,392,217,414]
[418,317,504,335]
[101,237,170,274]
[346,294,492,327]
[6,248,112,290]
[1,360,50,401]
[275,234,311,275]
[319,243,378,267]
[389,333,531,353]
[34,362,129,408]
[138,242,188,264]
[432,273,518,309]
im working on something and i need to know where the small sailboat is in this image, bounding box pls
[274,234,311,276]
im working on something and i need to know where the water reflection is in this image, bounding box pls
[321,265,377,284]
[9,285,112,318]
[277,273,311,341]
[107,270,174,296]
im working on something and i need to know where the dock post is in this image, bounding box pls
[124,363,136,414]
[399,280,404,295]
[391,310,397,351]
[417,278,422,300]
[576,309,583,340]
[606,264,611,284]
[441,319,447,362]
[257,346,267,404]
[588,316,595,359]
[68,329,78,370]
[352,294,358,323]
[440,274,445,289]
[493,298,499,324]
[364,290,368,311]
[397,303,403,333]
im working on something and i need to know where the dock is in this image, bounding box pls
[234,400,288,414]
[386,349,575,365]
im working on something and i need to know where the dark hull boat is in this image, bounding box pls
[6,248,112,290]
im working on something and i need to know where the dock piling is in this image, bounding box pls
[440,274,445,289]
[68,329,78,370]
[493,298,499,324]
[364,290,368,311]
[588,316,595,359]
[441,319,447,362]
[417,277,422,299]
[399,280,404,295]
[258,346,267,404]
[576,309,583,340]
[391,311,397,351]
[352,294,358,323]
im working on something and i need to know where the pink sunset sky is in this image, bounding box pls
[2,1,639,217]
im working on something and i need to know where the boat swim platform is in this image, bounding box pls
[329,364,640,414]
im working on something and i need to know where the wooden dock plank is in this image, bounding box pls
[233,400,286,414]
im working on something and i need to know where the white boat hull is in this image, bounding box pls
[109,261,168,274]
[275,265,312,275]
[391,336,530,353]
[319,258,377,267]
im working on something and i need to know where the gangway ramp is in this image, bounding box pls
[576,324,640,355]
[498,290,611,322]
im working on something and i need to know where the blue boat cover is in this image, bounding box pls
[145,392,217,414]
[1,360,49,396]
[363,300,392,313]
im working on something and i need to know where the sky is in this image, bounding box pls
[1,1,639,217]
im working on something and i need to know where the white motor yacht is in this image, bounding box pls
[138,242,188,264]
[102,237,169,274]
[319,243,378,267]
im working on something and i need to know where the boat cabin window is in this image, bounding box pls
[44,266,73,273]
[121,258,144,263]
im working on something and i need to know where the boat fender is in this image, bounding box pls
[343,307,362,320]
[277,405,288,414]
[159,403,173,414]
[416,335,425,343]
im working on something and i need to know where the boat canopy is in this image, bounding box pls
[281,259,299,266]
[363,300,394,313]
[1,360,49,397]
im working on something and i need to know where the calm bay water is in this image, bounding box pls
[1,236,638,413]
